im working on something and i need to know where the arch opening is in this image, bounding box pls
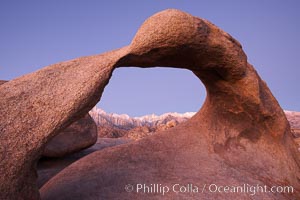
[97,67,206,117]
[90,67,206,139]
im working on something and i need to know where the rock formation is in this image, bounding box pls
[0,80,7,85]
[42,114,97,157]
[37,137,131,189]
[0,81,97,158]
[97,125,127,138]
[0,47,128,199]
[0,9,299,200]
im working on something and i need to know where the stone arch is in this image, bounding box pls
[0,9,299,199]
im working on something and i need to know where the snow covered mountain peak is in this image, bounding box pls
[89,107,196,129]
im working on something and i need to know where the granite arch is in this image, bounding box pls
[0,9,299,200]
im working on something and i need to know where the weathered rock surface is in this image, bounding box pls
[0,80,7,85]
[97,125,127,138]
[42,114,97,158]
[0,47,128,199]
[0,9,299,200]
[37,138,132,188]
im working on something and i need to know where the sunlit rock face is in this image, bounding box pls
[0,9,299,200]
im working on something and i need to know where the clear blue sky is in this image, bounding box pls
[1,0,299,116]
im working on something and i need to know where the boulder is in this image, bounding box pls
[97,125,127,138]
[37,137,132,188]
[125,126,153,140]
[0,46,128,199]
[42,114,97,158]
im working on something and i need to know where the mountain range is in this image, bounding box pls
[89,107,195,130]
[89,107,300,139]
